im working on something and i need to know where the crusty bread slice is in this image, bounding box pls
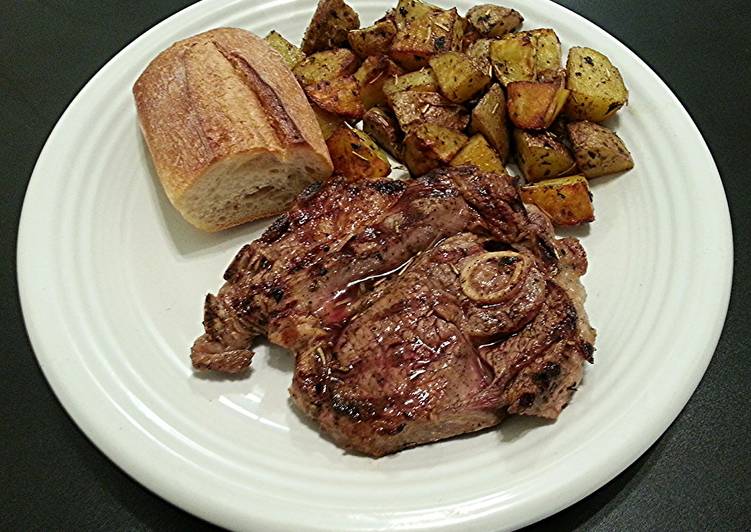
[133,28,333,231]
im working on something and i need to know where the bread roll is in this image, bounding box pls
[133,28,333,231]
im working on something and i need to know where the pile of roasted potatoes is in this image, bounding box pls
[265,0,634,225]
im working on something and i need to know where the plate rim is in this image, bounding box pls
[17,0,734,530]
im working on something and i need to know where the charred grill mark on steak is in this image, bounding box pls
[191,167,596,456]
[223,244,253,282]
[261,214,292,244]
[367,179,407,195]
[298,181,323,202]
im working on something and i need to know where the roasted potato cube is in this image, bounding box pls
[304,76,364,119]
[466,5,523,38]
[382,69,438,102]
[565,47,628,122]
[489,33,537,86]
[390,8,465,70]
[404,123,468,175]
[264,31,305,69]
[520,175,594,225]
[312,104,345,140]
[429,51,491,103]
[470,83,510,161]
[301,0,360,54]
[450,134,505,173]
[293,48,360,86]
[348,20,398,58]
[354,56,403,109]
[327,125,391,180]
[362,106,403,160]
[394,0,442,30]
[466,39,494,71]
[567,120,634,178]
[506,81,569,130]
[514,129,576,182]
[391,91,469,132]
[526,28,562,78]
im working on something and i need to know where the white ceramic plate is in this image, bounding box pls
[18,0,732,530]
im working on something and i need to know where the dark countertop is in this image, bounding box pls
[2,1,749,530]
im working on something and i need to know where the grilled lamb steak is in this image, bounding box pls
[292,232,594,456]
[191,167,595,456]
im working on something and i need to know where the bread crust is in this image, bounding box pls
[133,27,333,229]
